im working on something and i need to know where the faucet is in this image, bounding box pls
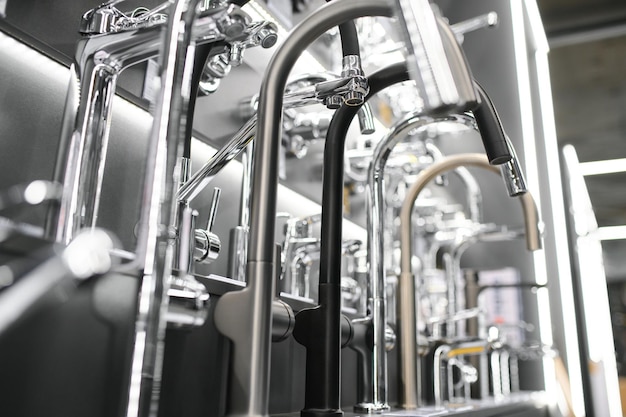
[367,112,478,411]
[211,0,476,415]
[280,213,321,299]
[432,338,489,408]
[117,1,258,416]
[47,1,277,245]
[398,153,542,409]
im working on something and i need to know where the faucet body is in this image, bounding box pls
[367,112,477,409]
[398,153,541,408]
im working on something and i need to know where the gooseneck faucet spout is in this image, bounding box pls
[212,2,403,416]
[398,153,542,408]
[367,113,477,410]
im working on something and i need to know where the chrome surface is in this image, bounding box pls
[366,112,476,410]
[450,12,499,44]
[227,141,251,282]
[166,275,210,328]
[280,213,321,298]
[193,187,221,265]
[357,102,376,135]
[433,340,488,407]
[123,0,206,415]
[177,115,257,203]
[499,136,528,197]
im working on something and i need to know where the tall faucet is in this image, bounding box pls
[367,112,477,410]
[398,153,542,408]
[210,0,480,415]
[120,1,227,415]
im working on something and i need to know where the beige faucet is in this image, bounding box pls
[397,153,542,408]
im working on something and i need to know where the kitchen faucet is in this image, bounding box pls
[398,153,541,408]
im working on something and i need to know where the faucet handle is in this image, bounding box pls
[205,187,221,232]
[194,187,222,264]
[450,12,499,44]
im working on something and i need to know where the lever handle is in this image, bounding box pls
[206,187,221,232]
[451,12,499,43]
[194,187,222,264]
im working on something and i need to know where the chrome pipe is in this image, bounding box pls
[177,115,257,203]
[49,24,162,243]
[123,0,205,415]
[399,153,542,409]
[227,140,253,282]
[366,112,475,410]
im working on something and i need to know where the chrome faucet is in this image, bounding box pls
[280,213,321,299]
[366,112,477,410]
[48,1,277,246]
[432,338,489,408]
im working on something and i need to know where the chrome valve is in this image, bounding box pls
[320,55,369,109]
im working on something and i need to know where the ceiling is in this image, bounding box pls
[535,0,626,280]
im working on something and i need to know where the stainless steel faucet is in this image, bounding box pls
[209,0,487,414]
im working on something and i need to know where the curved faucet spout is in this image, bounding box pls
[397,153,542,408]
[367,113,476,409]
[212,2,398,416]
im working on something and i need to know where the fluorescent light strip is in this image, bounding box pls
[579,158,626,176]
[511,1,584,413]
